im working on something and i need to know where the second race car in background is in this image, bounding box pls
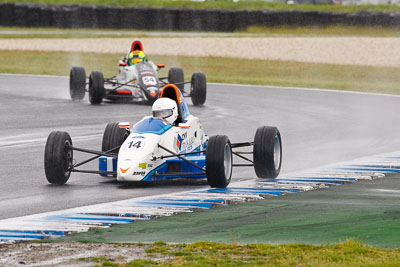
[69,41,207,106]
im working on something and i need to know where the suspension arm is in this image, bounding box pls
[72,146,120,168]
[232,151,253,164]
[231,142,254,148]
[157,145,206,172]
[70,146,117,157]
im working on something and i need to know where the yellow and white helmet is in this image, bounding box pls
[129,50,146,65]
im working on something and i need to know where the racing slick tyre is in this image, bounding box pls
[190,72,207,106]
[69,67,86,101]
[89,71,105,105]
[168,67,184,92]
[102,122,130,154]
[253,126,282,179]
[206,135,232,188]
[44,131,73,185]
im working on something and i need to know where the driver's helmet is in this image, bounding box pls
[151,98,178,125]
[129,50,147,65]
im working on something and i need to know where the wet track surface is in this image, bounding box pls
[1,73,400,220]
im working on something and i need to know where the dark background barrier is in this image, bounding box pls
[1,3,399,31]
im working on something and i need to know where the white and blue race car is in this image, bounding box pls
[44,84,282,188]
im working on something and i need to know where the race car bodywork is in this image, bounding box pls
[69,43,206,106]
[45,85,282,188]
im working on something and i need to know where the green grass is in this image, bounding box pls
[79,239,400,266]
[241,25,400,37]
[0,27,157,39]
[1,50,399,95]
[61,175,400,248]
[3,0,400,13]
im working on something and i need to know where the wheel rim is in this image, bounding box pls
[64,140,73,176]
[274,135,281,170]
[224,143,232,179]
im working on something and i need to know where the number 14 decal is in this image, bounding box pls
[127,140,145,150]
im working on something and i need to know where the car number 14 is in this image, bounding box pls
[127,140,145,150]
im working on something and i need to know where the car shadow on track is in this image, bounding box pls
[101,178,209,189]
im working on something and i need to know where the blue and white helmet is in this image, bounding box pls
[152,98,178,125]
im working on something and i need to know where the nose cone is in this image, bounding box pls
[117,157,150,182]
[117,159,133,181]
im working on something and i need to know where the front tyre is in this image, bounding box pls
[190,72,207,106]
[168,67,184,92]
[253,126,282,178]
[89,71,105,105]
[44,131,73,185]
[102,122,130,154]
[206,135,232,188]
[69,67,86,101]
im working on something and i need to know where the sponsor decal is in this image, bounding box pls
[138,163,147,169]
[120,167,130,174]
[132,136,145,139]
[140,71,154,76]
[181,132,187,140]
[133,171,146,176]
[175,132,196,153]
[176,134,183,151]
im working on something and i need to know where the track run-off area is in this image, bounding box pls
[0,74,400,243]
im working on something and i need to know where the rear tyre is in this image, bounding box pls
[206,135,232,188]
[102,122,130,154]
[253,126,282,178]
[89,71,105,105]
[44,131,73,185]
[168,67,184,92]
[190,72,207,106]
[69,67,86,101]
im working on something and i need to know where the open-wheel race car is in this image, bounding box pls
[69,41,206,106]
[45,84,282,188]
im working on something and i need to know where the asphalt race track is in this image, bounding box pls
[1,73,400,220]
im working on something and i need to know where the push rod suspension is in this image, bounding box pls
[110,79,137,91]
[70,146,120,169]
[155,150,206,160]
[231,142,254,148]
[232,151,253,164]
[234,151,253,154]
[157,144,206,172]
[71,146,116,157]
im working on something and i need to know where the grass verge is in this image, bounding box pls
[82,239,400,266]
[1,50,399,95]
[62,175,400,248]
[240,25,400,37]
[3,0,400,13]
